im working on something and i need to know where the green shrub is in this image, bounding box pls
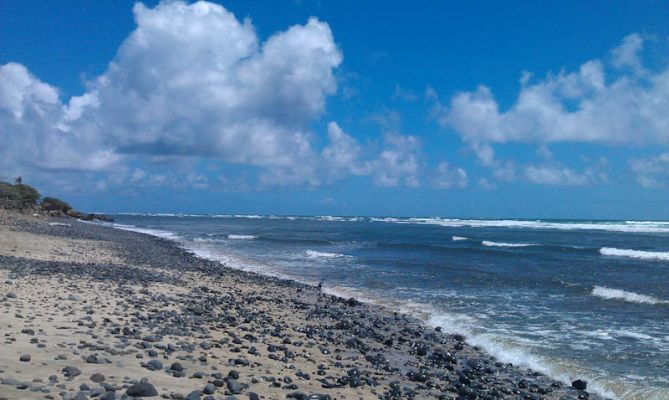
[40,196,72,212]
[0,181,41,210]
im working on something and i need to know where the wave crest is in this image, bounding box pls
[482,240,534,248]
[305,250,348,259]
[599,247,669,261]
[227,234,258,240]
[591,286,668,305]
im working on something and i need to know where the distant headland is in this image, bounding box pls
[0,177,112,222]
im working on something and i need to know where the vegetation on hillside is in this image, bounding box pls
[40,196,72,213]
[0,181,41,210]
[0,180,112,221]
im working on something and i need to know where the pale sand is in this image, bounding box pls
[0,269,373,399]
[0,214,381,399]
[0,215,121,264]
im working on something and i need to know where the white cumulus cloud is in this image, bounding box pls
[1,1,343,187]
[524,166,589,186]
[432,162,467,189]
[321,122,428,188]
[630,153,669,188]
[438,34,669,160]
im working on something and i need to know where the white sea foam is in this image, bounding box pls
[592,286,669,305]
[48,222,71,227]
[111,223,181,240]
[482,240,535,248]
[425,314,620,400]
[314,216,362,222]
[614,329,654,341]
[186,243,317,287]
[372,217,669,233]
[305,250,348,259]
[227,234,257,240]
[599,247,669,261]
[452,236,468,241]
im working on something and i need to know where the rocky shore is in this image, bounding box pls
[0,211,605,400]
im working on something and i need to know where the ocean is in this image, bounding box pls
[106,214,669,400]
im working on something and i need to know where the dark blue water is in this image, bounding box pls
[108,215,669,400]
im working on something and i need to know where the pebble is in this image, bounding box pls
[573,379,588,391]
[62,366,81,378]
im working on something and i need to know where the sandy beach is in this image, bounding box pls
[0,210,602,400]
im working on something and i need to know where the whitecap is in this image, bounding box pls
[227,234,257,240]
[591,286,668,305]
[304,250,348,259]
[599,247,669,261]
[373,217,669,234]
[482,240,535,248]
[452,236,468,241]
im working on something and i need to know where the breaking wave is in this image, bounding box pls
[305,250,349,259]
[592,286,669,305]
[371,217,669,234]
[599,247,669,261]
[110,223,180,240]
[482,240,535,248]
[227,234,258,240]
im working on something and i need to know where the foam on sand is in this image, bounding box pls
[591,286,669,305]
[599,247,669,261]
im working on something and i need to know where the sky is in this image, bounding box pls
[1,0,669,219]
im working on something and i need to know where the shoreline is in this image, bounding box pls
[0,210,606,400]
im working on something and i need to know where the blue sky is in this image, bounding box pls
[1,1,668,218]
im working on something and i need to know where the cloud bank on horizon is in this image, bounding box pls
[1,0,668,195]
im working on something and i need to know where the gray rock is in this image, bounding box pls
[100,392,116,400]
[19,354,31,362]
[62,366,81,378]
[126,382,158,397]
[226,379,248,394]
[1,377,21,386]
[572,379,587,391]
[185,390,200,400]
[202,383,216,395]
[145,359,163,371]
